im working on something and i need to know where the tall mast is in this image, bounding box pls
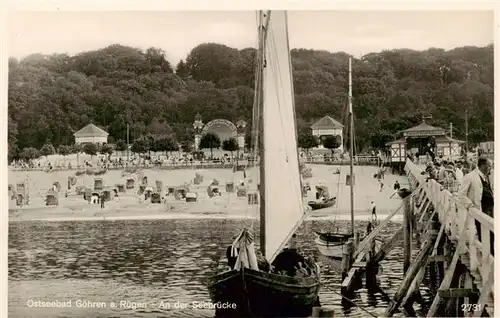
[348,57,355,237]
[257,11,270,257]
[465,109,469,153]
[127,123,130,162]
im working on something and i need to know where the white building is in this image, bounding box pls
[311,115,344,152]
[74,123,108,145]
[435,135,464,160]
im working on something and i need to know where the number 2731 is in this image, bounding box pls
[461,304,481,312]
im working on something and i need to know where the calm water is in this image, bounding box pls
[9,218,425,318]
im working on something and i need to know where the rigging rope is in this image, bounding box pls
[330,166,342,228]
[245,10,268,231]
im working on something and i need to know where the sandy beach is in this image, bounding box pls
[8,164,407,222]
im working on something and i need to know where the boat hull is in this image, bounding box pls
[208,268,320,317]
[314,237,345,258]
[314,232,350,258]
[307,198,336,210]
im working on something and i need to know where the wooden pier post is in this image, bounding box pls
[341,238,354,281]
[365,227,378,291]
[354,231,360,250]
[403,195,413,273]
[312,307,335,317]
[384,230,436,317]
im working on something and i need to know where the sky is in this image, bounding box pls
[8,10,494,65]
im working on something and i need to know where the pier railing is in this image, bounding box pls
[405,159,494,297]
[305,155,382,166]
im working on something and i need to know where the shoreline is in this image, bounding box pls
[8,208,403,223]
[8,160,382,173]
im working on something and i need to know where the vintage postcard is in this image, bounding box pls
[4,2,496,317]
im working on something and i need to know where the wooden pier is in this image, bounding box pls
[341,158,494,317]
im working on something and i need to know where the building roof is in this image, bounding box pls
[402,121,446,137]
[435,135,465,144]
[73,124,108,137]
[385,138,406,146]
[311,115,344,130]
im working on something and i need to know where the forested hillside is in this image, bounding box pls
[8,43,494,159]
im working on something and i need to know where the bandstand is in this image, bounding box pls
[386,118,464,173]
[192,114,246,151]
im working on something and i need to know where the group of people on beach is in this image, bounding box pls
[374,165,387,192]
[10,152,256,172]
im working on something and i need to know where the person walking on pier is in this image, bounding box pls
[455,162,464,184]
[437,162,446,181]
[370,201,377,222]
[378,179,384,192]
[458,157,494,255]
[393,180,400,191]
[100,192,105,209]
[389,181,401,199]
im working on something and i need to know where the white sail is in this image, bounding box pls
[262,11,305,261]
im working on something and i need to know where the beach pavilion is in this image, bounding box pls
[310,115,344,152]
[386,119,464,172]
[74,123,109,145]
[192,114,246,151]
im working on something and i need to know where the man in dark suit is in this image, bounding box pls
[479,159,494,256]
[459,157,494,255]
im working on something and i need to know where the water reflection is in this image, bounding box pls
[9,218,414,317]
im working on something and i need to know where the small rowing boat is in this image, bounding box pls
[307,197,336,210]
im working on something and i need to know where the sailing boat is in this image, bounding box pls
[207,11,320,318]
[314,58,356,258]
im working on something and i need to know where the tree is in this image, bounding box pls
[100,143,114,158]
[40,143,55,158]
[6,43,493,152]
[9,143,19,163]
[185,43,241,86]
[175,59,190,79]
[298,133,319,153]
[222,138,239,157]
[199,133,221,158]
[180,140,193,153]
[71,143,83,166]
[322,135,341,154]
[57,145,71,156]
[71,143,83,154]
[20,147,40,162]
[151,135,178,154]
[82,143,98,160]
[145,47,173,73]
[57,145,71,165]
[115,139,127,151]
[146,118,173,136]
[245,134,253,151]
[131,137,150,154]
